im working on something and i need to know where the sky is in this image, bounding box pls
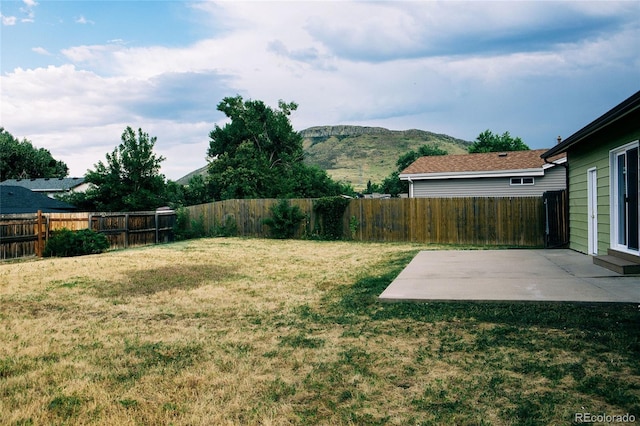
[1,1,639,181]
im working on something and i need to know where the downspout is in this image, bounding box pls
[407,176,413,198]
[543,151,569,190]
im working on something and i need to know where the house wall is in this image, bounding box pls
[42,183,91,199]
[410,165,566,198]
[567,122,640,254]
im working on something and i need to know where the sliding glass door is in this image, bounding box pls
[612,143,639,253]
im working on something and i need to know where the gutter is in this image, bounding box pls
[399,168,546,181]
[544,155,568,194]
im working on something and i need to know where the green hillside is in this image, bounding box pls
[177,125,472,190]
[301,126,471,190]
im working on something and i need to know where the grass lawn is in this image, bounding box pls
[1,238,639,425]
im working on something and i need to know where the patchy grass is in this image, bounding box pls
[0,238,638,425]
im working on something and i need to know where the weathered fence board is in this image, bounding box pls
[0,211,176,259]
[543,190,569,248]
[88,212,176,250]
[0,215,39,259]
[187,197,545,246]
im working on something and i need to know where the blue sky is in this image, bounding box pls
[1,1,639,180]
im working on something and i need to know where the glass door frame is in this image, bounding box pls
[610,140,640,255]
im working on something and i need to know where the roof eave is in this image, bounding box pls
[399,168,546,181]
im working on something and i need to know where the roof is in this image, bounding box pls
[0,186,77,214]
[0,177,86,192]
[400,149,566,180]
[542,90,640,159]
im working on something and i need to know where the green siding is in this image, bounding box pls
[568,125,640,254]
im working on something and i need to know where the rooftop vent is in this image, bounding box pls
[498,152,508,157]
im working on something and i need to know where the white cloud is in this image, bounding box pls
[19,0,37,23]
[1,14,17,25]
[61,44,121,64]
[75,15,94,25]
[1,1,638,180]
[31,46,51,56]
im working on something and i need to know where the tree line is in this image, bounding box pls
[1,96,529,212]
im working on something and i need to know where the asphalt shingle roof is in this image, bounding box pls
[0,177,85,191]
[400,149,565,175]
[0,186,77,214]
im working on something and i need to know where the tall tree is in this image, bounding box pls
[66,127,166,211]
[468,130,529,153]
[0,127,68,181]
[207,96,350,200]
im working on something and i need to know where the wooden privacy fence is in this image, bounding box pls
[0,210,176,260]
[543,190,569,248]
[186,197,546,246]
[89,211,176,249]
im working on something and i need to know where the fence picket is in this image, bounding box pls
[186,197,545,247]
[2,197,547,260]
[1,211,176,259]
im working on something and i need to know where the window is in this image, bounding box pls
[510,177,534,185]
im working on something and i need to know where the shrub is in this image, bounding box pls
[349,215,359,240]
[263,199,305,239]
[174,208,237,239]
[173,207,207,240]
[44,228,109,257]
[212,215,237,237]
[313,196,350,240]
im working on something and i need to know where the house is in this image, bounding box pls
[0,185,77,214]
[541,90,640,274]
[0,177,89,199]
[399,149,566,198]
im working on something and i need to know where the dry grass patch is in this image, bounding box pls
[1,237,639,425]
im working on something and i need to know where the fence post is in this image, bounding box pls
[45,214,50,247]
[125,213,129,248]
[155,211,159,244]
[36,210,43,257]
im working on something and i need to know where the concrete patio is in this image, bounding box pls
[379,249,640,303]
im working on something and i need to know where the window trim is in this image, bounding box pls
[510,177,535,186]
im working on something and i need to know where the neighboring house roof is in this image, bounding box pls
[0,186,77,214]
[400,149,566,180]
[542,90,640,159]
[0,177,86,192]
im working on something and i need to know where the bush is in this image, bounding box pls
[263,199,305,239]
[173,207,206,240]
[212,215,238,237]
[313,196,350,240]
[44,228,109,257]
[174,208,237,240]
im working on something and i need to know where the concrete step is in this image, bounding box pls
[608,249,640,264]
[594,254,640,275]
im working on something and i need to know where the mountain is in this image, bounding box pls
[176,165,208,186]
[300,126,471,190]
[176,126,472,189]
